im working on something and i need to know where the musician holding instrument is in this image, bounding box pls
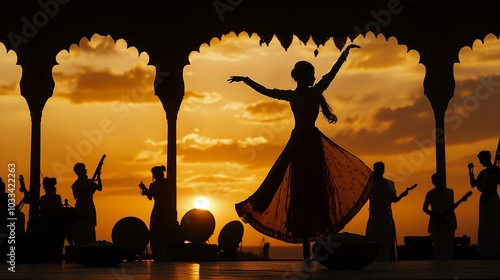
[40,177,65,262]
[469,150,500,259]
[139,165,175,260]
[422,172,459,261]
[366,162,416,262]
[71,157,104,246]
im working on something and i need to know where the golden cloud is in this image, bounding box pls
[331,75,500,155]
[241,100,291,123]
[176,130,284,169]
[52,65,158,103]
[0,82,19,96]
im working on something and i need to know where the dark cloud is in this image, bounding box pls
[0,83,18,95]
[349,38,412,70]
[53,66,158,103]
[243,100,291,123]
[332,75,500,155]
[183,89,221,105]
[184,89,206,101]
[178,140,285,170]
[333,95,434,155]
[444,75,500,145]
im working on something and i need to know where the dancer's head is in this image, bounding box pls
[292,61,337,123]
[291,61,315,87]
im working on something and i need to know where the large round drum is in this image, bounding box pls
[180,209,215,244]
[218,220,244,251]
[111,216,149,255]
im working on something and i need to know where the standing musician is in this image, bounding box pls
[469,150,500,259]
[71,155,105,246]
[365,161,417,261]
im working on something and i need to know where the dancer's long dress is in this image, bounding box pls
[235,76,375,244]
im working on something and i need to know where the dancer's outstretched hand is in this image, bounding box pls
[341,44,360,58]
[228,76,246,83]
[346,44,361,50]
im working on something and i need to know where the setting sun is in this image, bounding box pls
[194,197,211,210]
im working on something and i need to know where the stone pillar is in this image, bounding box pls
[422,53,456,185]
[18,55,55,235]
[150,58,186,260]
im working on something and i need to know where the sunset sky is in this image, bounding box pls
[1,31,499,250]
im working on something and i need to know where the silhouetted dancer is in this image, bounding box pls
[139,165,176,260]
[423,173,462,260]
[469,150,500,259]
[365,162,416,261]
[40,177,64,262]
[230,44,375,262]
[71,161,103,246]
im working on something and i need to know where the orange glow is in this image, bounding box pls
[194,197,210,210]
[1,33,500,249]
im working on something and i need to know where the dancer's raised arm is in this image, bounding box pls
[228,76,287,100]
[316,44,360,91]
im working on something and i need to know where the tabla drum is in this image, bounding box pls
[111,216,149,256]
[312,232,379,270]
[180,209,215,244]
[218,220,244,251]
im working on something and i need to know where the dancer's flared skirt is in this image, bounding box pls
[235,127,374,243]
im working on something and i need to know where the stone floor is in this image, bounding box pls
[2,259,500,279]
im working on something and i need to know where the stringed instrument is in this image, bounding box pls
[395,183,418,202]
[92,154,106,182]
[15,175,27,237]
[16,175,29,211]
[434,190,473,223]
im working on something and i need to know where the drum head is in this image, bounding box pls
[111,216,149,254]
[180,209,216,243]
[218,220,244,251]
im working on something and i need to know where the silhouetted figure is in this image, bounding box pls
[422,173,457,261]
[469,150,500,259]
[71,162,102,246]
[40,177,64,262]
[366,162,412,261]
[230,44,375,261]
[62,199,76,247]
[262,242,270,260]
[140,165,175,260]
[15,175,27,238]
